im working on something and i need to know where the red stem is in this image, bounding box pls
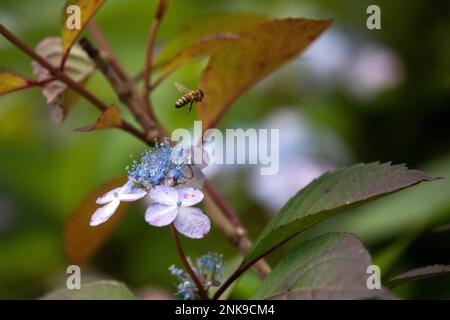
[0,23,148,143]
[170,225,209,300]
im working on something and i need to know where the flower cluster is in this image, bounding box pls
[89,140,211,239]
[126,139,192,188]
[169,252,224,300]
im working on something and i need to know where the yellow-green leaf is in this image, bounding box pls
[198,18,332,130]
[76,105,122,132]
[61,0,106,53]
[64,176,128,265]
[0,69,32,96]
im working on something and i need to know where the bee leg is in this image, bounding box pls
[189,100,194,113]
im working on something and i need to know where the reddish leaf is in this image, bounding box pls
[158,33,241,80]
[64,176,129,265]
[155,12,269,65]
[0,69,33,96]
[61,0,106,53]
[253,233,394,300]
[240,162,438,276]
[388,264,450,288]
[198,18,332,130]
[76,105,122,132]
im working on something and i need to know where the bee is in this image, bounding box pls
[174,82,204,112]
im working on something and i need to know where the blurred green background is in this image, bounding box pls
[0,0,449,299]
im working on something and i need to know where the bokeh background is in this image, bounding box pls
[1,0,449,299]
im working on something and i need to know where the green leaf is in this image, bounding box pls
[198,18,332,130]
[41,280,136,300]
[240,162,438,274]
[253,233,392,300]
[320,155,450,245]
[387,265,450,288]
[155,11,269,65]
[0,69,32,96]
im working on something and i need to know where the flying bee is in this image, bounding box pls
[174,82,204,112]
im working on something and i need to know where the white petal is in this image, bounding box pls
[177,187,204,207]
[145,204,178,227]
[149,186,178,205]
[96,187,121,204]
[90,199,120,226]
[174,207,210,239]
[118,180,134,195]
[119,188,147,202]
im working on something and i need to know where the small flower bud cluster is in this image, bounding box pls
[169,252,224,300]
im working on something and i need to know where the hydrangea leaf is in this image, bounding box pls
[61,0,106,53]
[64,176,128,265]
[76,105,122,132]
[198,18,332,130]
[239,162,438,274]
[387,265,450,288]
[0,69,32,96]
[157,33,241,81]
[155,11,268,65]
[41,280,136,300]
[253,233,393,300]
[32,37,95,123]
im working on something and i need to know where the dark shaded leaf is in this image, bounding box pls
[32,37,95,123]
[64,176,128,265]
[61,0,106,53]
[41,280,136,300]
[198,18,331,130]
[240,162,438,274]
[387,264,450,288]
[76,105,122,132]
[253,233,393,300]
[0,69,33,96]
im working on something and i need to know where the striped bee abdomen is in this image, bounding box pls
[175,94,192,108]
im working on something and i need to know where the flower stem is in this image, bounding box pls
[142,0,167,120]
[169,224,209,300]
[204,181,271,279]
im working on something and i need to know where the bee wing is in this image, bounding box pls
[174,82,190,93]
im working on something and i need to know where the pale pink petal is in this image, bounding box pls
[96,187,121,204]
[177,187,204,207]
[174,207,210,239]
[145,204,178,227]
[119,188,147,202]
[150,186,178,205]
[90,199,120,226]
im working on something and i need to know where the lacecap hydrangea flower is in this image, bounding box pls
[169,252,224,300]
[89,140,210,239]
[90,180,147,226]
[146,185,210,239]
